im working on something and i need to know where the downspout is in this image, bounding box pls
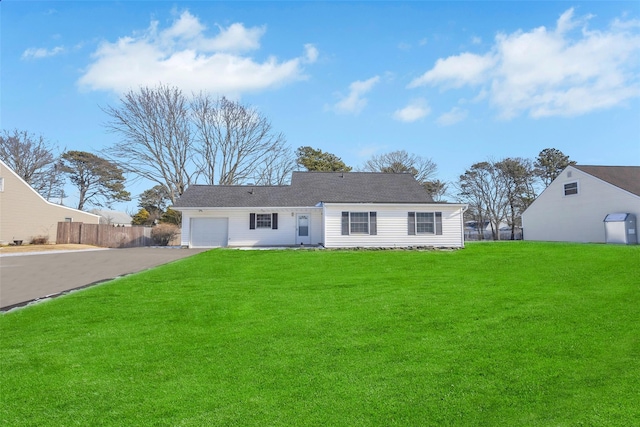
[461,204,469,248]
[320,202,326,247]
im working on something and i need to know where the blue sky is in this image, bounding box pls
[2,1,639,211]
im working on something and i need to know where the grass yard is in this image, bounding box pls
[1,242,639,426]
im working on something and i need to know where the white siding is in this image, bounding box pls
[180,207,323,248]
[0,160,100,245]
[323,203,465,248]
[522,166,640,243]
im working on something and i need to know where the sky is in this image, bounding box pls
[2,1,639,212]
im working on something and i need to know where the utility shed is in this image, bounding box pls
[522,165,640,243]
[603,213,637,245]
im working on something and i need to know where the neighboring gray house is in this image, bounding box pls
[89,209,133,226]
[522,165,640,243]
[173,171,468,248]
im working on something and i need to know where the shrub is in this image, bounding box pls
[151,223,179,246]
[160,207,182,225]
[30,235,49,245]
[131,208,151,226]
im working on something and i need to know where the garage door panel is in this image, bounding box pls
[191,218,228,247]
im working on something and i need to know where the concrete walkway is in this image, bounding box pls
[0,247,207,311]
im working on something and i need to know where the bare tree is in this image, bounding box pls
[423,179,449,202]
[102,84,195,203]
[0,129,64,200]
[253,143,297,185]
[192,95,291,185]
[495,158,537,240]
[456,161,508,240]
[361,150,437,184]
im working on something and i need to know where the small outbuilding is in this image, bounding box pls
[603,213,637,245]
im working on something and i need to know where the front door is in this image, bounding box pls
[296,213,311,245]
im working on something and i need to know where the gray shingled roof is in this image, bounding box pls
[174,171,434,208]
[574,165,640,196]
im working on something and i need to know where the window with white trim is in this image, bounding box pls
[0,177,4,192]
[408,212,442,235]
[341,211,377,235]
[564,182,578,196]
[249,213,278,230]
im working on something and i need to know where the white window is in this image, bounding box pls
[341,211,377,235]
[350,212,369,234]
[564,182,578,196]
[256,214,272,229]
[408,212,443,235]
[0,177,4,192]
[249,213,278,230]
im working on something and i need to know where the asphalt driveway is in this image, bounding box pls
[0,247,207,311]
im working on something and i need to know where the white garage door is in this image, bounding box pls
[191,218,228,247]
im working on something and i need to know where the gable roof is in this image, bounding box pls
[89,209,133,224]
[174,171,434,208]
[573,165,640,196]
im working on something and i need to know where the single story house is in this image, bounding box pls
[89,209,133,226]
[173,171,468,249]
[0,159,100,245]
[522,165,640,243]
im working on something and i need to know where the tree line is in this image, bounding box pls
[456,148,575,240]
[1,84,574,233]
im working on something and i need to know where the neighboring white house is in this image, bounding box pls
[522,165,640,243]
[0,159,100,245]
[173,171,468,249]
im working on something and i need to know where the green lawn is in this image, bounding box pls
[1,242,639,426]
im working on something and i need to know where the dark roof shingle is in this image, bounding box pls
[574,165,640,196]
[174,171,434,208]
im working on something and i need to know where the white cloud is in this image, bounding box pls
[393,98,431,122]
[21,46,64,60]
[436,107,468,126]
[304,44,319,63]
[408,52,495,89]
[77,10,317,95]
[333,76,380,114]
[409,8,640,119]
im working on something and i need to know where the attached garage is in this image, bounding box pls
[190,218,228,248]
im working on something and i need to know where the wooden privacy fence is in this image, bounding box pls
[57,222,153,248]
